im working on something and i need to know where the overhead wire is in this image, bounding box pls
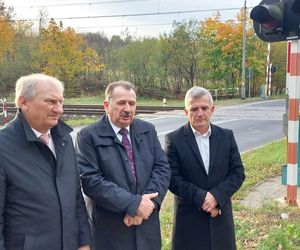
[14,7,245,22]
[10,0,151,8]
[1,2,251,34]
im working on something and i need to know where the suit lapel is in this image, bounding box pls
[183,123,207,175]
[54,136,68,171]
[208,124,219,175]
[130,120,150,193]
[99,116,137,192]
[50,120,73,172]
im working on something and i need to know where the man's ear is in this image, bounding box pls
[184,108,188,116]
[18,96,29,111]
[103,100,109,112]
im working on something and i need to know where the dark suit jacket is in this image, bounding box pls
[0,111,92,250]
[76,115,170,250]
[165,123,245,250]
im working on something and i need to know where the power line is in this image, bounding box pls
[23,21,173,33]
[11,0,150,8]
[15,7,245,22]
[75,22,173,29]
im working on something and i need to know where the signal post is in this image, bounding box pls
[286,40,300,205]
[251,0,300,205]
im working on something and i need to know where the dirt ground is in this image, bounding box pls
[240,175,300,208]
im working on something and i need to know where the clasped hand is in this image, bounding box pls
[124,192,158,227]
[202,192,219,218]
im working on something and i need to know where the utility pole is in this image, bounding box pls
[248,67,252,98]
[241,0,247,99]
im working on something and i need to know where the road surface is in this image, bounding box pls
[72,99,286,153]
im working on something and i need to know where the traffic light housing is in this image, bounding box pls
[271,65,278,73]
[250,0,300,42]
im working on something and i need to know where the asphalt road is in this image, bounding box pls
[72,99,286,153]
[143,99,285,152]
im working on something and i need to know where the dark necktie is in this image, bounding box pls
[119,128,136,182]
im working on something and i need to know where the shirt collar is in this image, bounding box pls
[190,124,211,138]
[108,117,130,135]
[31,128,51,138]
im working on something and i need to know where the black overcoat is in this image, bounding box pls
[165,123,245,250]
[76,115,170,250]
[0,111,92,250]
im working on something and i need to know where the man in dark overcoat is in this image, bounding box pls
[0,73,92,250]
[76,80,170,250]
[165,86,245,250]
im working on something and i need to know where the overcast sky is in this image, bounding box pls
[3,0,261,38]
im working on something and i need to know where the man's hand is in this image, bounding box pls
[123,214,143,227]
[136,192,158,219]
[209,208,220,218]
[202,192,217,213]
[78,245,90,250]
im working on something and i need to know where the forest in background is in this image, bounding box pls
[0,0,287,98]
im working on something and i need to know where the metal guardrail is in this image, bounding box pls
[208,88,240,101]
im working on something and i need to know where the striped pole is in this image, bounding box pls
[268,63,272,97]
[0,98,9,125]
[286,40,299,206]
[265,43,271,98]
[3,98,8,124]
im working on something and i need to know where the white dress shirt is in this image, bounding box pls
[108,119,131,143]
[190,125,211,174]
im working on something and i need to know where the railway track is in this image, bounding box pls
[5,103,183,116]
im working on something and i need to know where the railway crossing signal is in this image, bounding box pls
[250,0,300,42]
[251,0,300,205]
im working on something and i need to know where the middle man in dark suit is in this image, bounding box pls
[76,80,170,250]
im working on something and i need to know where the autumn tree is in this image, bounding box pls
[198,14,224,88]
[199,10,267,95]
[0,0,15,94]
[0,1,14,63]
[39,19,103,96]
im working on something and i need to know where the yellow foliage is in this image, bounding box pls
[0,16,14,62]
[38,19,103,87]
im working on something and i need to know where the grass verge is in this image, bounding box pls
[62,116,99,127]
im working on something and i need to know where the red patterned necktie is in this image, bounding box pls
[119,128,136,182]
[39,134,49,145]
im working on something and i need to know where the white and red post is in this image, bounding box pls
[0,98,9,125]
[286,40,300,206]
[266,43,271,97]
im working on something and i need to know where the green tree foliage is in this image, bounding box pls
[84,32,110,90]
[161,20,201,94]
[270,42,286,94]
[121,38,163,97]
